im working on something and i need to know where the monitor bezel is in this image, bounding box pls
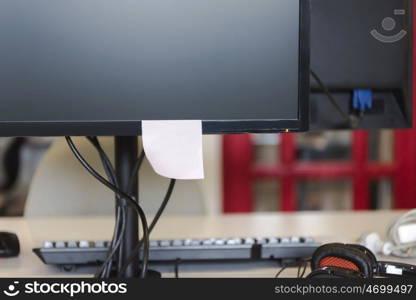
[0,0,310,137]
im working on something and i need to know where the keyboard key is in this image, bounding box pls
[268,237,280,244]
[256,238,267,245]
[202,239,215,246]
[79,241,91,248]
[160,240,171,247]
[67,241,78,248]
[90,241,105,248]
[43,241,54,249]
[281,237,291,244]
[290,237,301,243]
[303,237,314,243]
[214,239,226,246]
[55,241,66,248]
[226,238,242,245]
[172,240,183,247]
[150,241,159,247]
[244,238,255,245]
[184,239,193,246]
[190,240,201,246]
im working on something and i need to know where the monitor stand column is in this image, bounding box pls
[115,136,139,278]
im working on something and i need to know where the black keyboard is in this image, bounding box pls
[33,237,319,266]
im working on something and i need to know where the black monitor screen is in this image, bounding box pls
[0,0,309,135]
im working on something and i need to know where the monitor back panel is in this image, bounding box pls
[310,0,412,130]
[0,0,310,135]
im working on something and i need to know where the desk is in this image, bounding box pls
[0,211,409,278]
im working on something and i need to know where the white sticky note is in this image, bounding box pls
[142,120,204,180]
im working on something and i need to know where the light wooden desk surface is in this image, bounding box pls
[0,211,409,278]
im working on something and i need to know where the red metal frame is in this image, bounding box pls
[222,134,253,212]
[223,131,401,212]
[222,3,416,213]
[393,130,416,208]
[392,2,416,209]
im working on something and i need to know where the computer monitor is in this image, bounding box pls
[0,0,310,136]
[309,0,412,130]
[0,0,311,278]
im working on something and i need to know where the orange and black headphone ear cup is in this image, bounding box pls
[311,243,374,278]
[346,244,378,268]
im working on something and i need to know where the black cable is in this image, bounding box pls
[301,258,311,278]
[88,139,150,278]
[275,265,288,278]
[65,136,150,278]
[275,259,310,279]
[296,263,302,278]
[86,137,118,186]
[65,137,139,209]
[86,137,125,278]
[297,259,309,278]
[72,136,148,278]
[118,178,176,276]
[149,179,176,232]
[310,70,352,124]
[174,259,181,278]
[97,208,124,278]
[87,139,123,278]
[127,150,145,195]
[84,137,148,278]
[98,207,127,278]
[299,262,308,278]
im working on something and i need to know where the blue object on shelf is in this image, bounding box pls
[352,89,373,112]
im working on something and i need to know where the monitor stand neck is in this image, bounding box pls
[115,136,139,278]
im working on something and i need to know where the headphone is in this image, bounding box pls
[359,210,416,258]
[306,243,416,278]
